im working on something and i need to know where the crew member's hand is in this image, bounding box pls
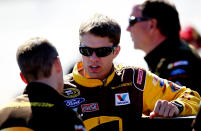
[149,100,179,119]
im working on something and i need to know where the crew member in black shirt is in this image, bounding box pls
[0,37,85,131]
[127,0,201,94]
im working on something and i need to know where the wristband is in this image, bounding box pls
[171,101,184,114]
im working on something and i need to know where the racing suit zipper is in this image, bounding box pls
[102,79,107,85]
[97,78,110,124]
[98,78,107,122]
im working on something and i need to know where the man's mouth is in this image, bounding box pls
[90,65,99,68]
[89,65,100,71]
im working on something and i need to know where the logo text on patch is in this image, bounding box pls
[168,81,181,92]
[64,98,85,107]
[152,76,158,86]
[137,69,144,85]
[81,103,99,112]
[115,93,130,106]
[63,88,80,98]
[111,82,132,89]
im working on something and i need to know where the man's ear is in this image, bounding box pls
[20,72,28,84]
[54,57,62,73]
[113,46,120,58]
[149,18,157,29]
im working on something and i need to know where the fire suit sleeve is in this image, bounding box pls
[142,70,201,116]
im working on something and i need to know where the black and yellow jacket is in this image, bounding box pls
[63,62,201,131]
[0,82,85,131]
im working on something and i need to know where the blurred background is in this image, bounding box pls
[0,0,201,107]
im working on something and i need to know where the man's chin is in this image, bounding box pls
[88,73,102,79]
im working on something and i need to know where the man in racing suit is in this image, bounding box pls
[63,14,200,131]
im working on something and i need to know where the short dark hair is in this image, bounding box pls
[16,37,59,82]
[79,13,121,47]
[141,0,181,39]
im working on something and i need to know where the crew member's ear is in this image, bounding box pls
[149,18,157,29]
[20,72,28,84]
[148,18,157,34]
[113,46,120,58]
[54,57,62,73]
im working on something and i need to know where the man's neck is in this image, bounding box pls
[145,34,167,54]
[34,78,59,93]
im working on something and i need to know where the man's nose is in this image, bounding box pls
[89,52,99,61]
[127,26,131,32]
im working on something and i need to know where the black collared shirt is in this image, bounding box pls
[145,38,201,94]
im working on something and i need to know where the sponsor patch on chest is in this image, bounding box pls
[64,97,85,107]
[63,88,80,98]
[115,93,130,106]
[81,103,99,112]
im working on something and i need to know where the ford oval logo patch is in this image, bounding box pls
[64,98,85,107]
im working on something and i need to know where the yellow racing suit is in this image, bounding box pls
[63,62,200,131]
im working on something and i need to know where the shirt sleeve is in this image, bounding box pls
[142,70,201,116]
